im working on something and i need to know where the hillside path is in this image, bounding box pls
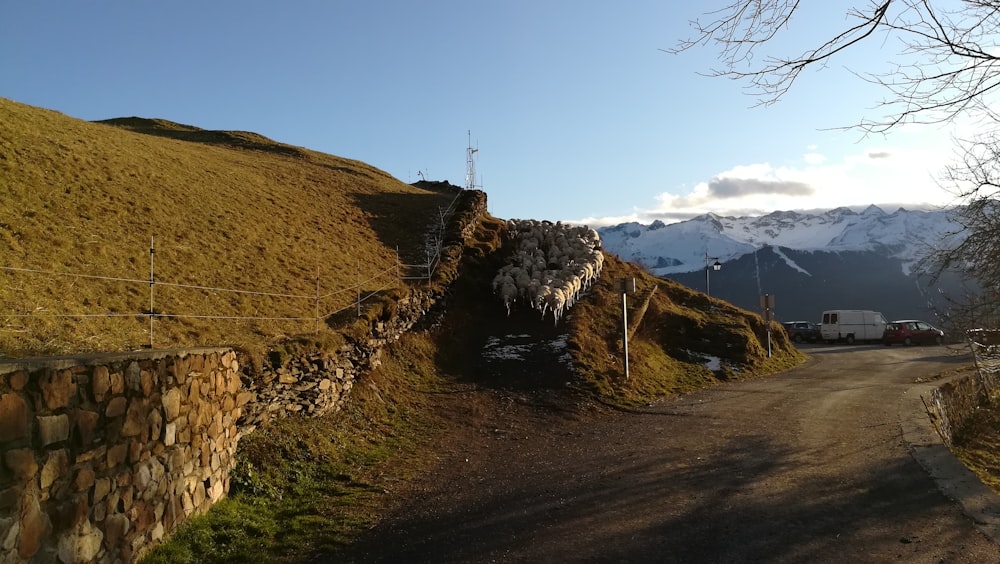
[340,345,1000,563]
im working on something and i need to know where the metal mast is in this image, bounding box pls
[465,130,479,190]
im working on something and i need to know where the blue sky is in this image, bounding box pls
[1,2,967,226]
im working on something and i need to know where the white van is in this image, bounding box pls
[820,310,887,344]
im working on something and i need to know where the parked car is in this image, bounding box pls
[782,321,821,343]
[882,320,945,346]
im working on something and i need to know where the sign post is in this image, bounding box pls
[760,293,775,357]
[620,278,636,380]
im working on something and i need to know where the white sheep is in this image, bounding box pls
[492,218,604,324]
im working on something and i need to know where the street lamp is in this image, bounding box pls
[705,253,721,296]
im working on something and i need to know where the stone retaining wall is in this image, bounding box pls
[239,291,438,433]
[0,349,243,563]
[0,188,491,563]
[238,188,488,432]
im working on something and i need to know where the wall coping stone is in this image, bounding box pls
[0,348,232,375]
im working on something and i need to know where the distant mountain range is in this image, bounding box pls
[597,206,973,324]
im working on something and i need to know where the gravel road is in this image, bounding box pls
[340,344,1000,563]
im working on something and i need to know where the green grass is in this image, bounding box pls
[142,332,450,563]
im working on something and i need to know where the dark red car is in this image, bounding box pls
[882,320,944,346]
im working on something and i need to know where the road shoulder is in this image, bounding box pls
[901,377,1000,542]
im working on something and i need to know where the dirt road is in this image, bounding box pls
[340,345,1000,563]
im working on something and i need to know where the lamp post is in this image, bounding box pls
[705,253,721,296]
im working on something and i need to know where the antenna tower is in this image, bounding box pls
[465,130,480,190]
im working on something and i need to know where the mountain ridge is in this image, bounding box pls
[597,207,971,323]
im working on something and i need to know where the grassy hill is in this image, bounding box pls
[2,97,807,561]
[0,97,460,359]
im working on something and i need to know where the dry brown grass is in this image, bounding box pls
[0,98,460,361]
[568,253,806,406]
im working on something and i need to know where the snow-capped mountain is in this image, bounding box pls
[598,206,971,323]
[599,205,963,277]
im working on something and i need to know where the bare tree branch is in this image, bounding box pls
[671,1,1000,132]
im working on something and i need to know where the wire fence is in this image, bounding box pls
[2,189,467,349]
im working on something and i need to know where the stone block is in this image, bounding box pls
[105,397,127,418]
[187,380,201,403]
[93,478,111,504]
[57,518,103,564]
[226,372,241,395]
[91,365,111,402]
[135,463,152,491]
[72,409,100,447]
[190,354,205,373]
[93,498,106,522]
[235,391,255,407]
[110,371,124,395]
[169,356,189,386]
[7,371,28,392]
[106,444,128,468]
[119,486,133,512]
[129,500,155,533]
[51,492,89,531]
[125,361,141,392]
[73,467,95,492]
[215,371,226,396]
[121,398,147,437]
[1,517,17,552]
[4,449,37,482]
[148,409,163,443]
[207,414,223,439]
[17,483,48,560]
[102,514,129,556]
[128,440,143,464]
[140,369,154,396]
[74,446,105,466]
[37,414,69,447]
[40,450,68,491]
[162,388,181,422]
[40,369,76,411]
[0,393,30,443]
[163,422,176,447]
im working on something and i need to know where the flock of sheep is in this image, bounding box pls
[492,219,605,324]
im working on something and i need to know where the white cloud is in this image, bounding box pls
[573,130,963,228]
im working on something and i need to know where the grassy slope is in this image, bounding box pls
[0,98,458,360]
[4,97,808,561]
[568,254,805,406]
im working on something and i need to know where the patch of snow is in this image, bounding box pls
[772,247,810,276]
[705,356,721,371]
